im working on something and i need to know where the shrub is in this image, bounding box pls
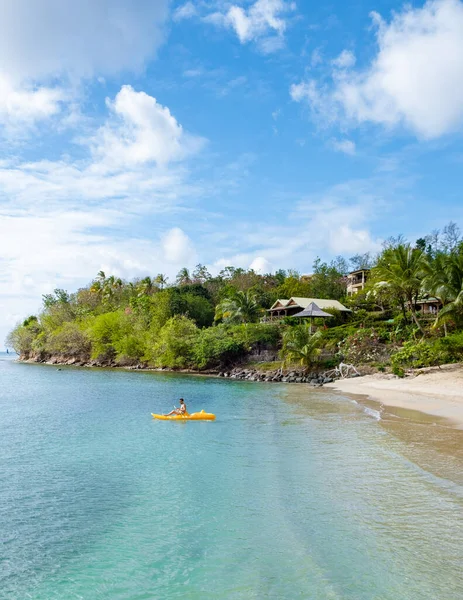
[392,365,405,378]
[391,340,446,371]
[149,315,198,368]
[87,311,131,361]
[114,333,146,364]
[6,318,42,357]
[338,327,390,364]
[192,326,246,369]
[231,323,282,347]
[322,308,346,327]
[439,331,463,361]
[47,322,91,358]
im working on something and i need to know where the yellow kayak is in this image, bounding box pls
[152,410,216,421]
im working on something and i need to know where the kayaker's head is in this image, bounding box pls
[179,398,184,404]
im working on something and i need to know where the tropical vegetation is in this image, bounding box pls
[7,222,463,375]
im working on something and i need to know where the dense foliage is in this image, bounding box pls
[7,222,463,373]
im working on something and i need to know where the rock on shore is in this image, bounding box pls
[19,354,337,386]
[219,367,334,386]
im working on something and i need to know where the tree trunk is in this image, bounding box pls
[408,295,425,335]
[400,300,407,321]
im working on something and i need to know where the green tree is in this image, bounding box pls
[87,311,129,361]
[192,326,246,369]
[42,288,70,308]
[176,267,192,286]
[171,292,214,328]
[47,322,91,358]
[103,275,123,303]
[138,276,156,297]
[276,275,312,299]
[192,264,211,284]
[281,326,323,370]
[425,249,463,328]
[215,290,261,324]
[349,252,375,271]
[149,315,198,368]
[155,273,168,290]
[309,258,347,300]
[6,316,42,357]
[372,244,426,334]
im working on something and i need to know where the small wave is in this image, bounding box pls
[363,406,381,421]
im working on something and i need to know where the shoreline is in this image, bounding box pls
[326,363,463,428]
[16,357,332,386]
[17,357,463,427]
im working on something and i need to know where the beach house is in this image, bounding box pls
[266,297,351,320]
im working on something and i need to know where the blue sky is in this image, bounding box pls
[1,0,463,344]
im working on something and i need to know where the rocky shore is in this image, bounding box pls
[218,367,337,386]
[19,355,342,387]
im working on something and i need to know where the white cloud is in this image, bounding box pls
[0,0,169,128]
[249,256,273,273]
[331,139,356,155]
[0,211,198,344]
[162,228,196,264]
[291,0,463,139]
[0,76,65,129]
[290,80,318,103]
[0,0,169,81]
[332,50,356,69]
[206,0,295,51]
[210,177,385,279]
[328,225,377,254]
[0,86,205,344]
[91,85,206,168]
[310,48,323,68]
[173,2,198,21]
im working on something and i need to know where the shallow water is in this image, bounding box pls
[1,355,462,599]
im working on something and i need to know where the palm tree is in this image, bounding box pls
[422,252,454,334]
[427,250,463,327]
[281,326,323,370]
[90,270,106,296]
[102,275,123,303]
[155,273,168,290]
[215,290,261,324]
[373,244,426,334]
[176,268,192,286]
[138,276,156,297]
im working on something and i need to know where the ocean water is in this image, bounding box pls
[1,354,463,599]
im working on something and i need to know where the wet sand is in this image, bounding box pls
[326,364,463,428]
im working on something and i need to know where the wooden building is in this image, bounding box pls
[415,297,442,315]
[266,297,351,320]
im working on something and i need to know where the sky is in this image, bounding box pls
[1,0,463,345]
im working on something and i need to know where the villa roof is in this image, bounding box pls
[269,299,291,309]
[269,297,351,312]
[416,297,440,304]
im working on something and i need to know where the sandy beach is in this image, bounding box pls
[326,364,463,427]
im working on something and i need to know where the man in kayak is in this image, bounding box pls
[164,399,188,417]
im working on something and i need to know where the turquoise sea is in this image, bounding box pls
[1,352,463,599]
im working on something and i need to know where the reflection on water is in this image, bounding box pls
[282,386,463,486]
